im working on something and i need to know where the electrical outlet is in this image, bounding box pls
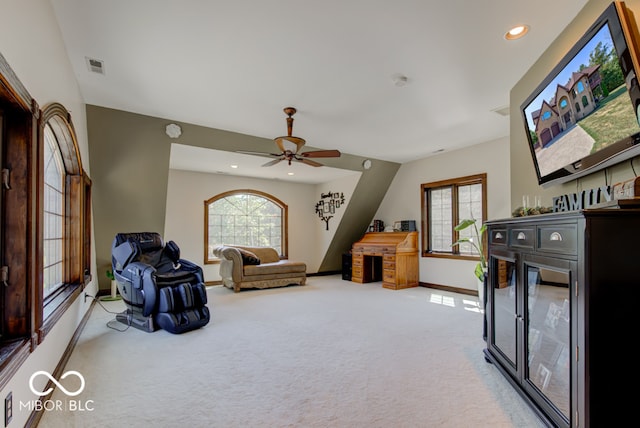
[5,392,12,427]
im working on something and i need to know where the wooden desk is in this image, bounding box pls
[351,231,419,290]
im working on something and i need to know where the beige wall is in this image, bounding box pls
[374,137,511,293]
[320,159,401,271]
[0,1,97,427]
[510,0,640,205]
[164,168,361,278]
[87,105,400,289]
[313,174,362,267]
[87,106,174,288]
[1,0,626,424]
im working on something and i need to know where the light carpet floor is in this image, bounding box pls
[37,275,545,428]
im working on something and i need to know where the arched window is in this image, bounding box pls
[43,123,65,298]
[582,95,589,107]
[560,98,568,109]
[204,190,287,263]
[1,51,92,386]
[39,103,92,325]
[577,81,585,93]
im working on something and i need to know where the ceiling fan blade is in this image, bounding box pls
[298,158,324,167]
[236,150,281,158]
[262,158,283,167]
[300,149,341,158]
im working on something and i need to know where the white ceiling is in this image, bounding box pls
[50,0,589,181]
[170,144,361,183]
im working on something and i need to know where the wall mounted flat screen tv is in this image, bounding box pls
[521,1,640,187]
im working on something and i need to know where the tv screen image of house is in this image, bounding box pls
[521,2,640,186]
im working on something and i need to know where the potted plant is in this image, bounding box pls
[452,218,487,305]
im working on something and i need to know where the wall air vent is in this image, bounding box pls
[491,105,510,116]
[85,57,105,75]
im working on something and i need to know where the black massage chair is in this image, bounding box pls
[111,232,210,334]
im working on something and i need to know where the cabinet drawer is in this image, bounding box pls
[383,270,396,282]
[510,228,534,249]
[352,255,363,266]
[538,224,577,255]
[383,261,395,270]
[383,254,396,262]
[352,266,363,277]
[490,229,507,245]
[357,246,393,254]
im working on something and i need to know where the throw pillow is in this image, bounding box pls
[238,248,260,265]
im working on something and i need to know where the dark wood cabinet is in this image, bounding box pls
[485,209,640,427]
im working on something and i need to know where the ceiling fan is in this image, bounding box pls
[239,107,341,167]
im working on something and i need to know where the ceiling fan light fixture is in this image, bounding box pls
[275,138,302,154]
[238,106,341,168]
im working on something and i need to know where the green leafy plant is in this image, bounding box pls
[452,218,487,282]
[106,269,115,281]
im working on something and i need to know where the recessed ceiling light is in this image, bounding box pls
[287,172,294,176]
[230,164,238,169]
[505,24,529,40]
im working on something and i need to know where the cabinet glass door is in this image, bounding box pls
[525,264,570,420]
[491,257,517,367]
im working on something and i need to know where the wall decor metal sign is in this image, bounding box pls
[315,191,345,230]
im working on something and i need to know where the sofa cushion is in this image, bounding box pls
[243,260,306,276]
[239,246,280,264]
[238,248,261,265]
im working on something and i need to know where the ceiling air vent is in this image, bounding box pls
[491,106,510,117]
[85,57,105,75]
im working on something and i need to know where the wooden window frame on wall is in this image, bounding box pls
[83,172,92,284]
[38,104,91,339]
[420,173,487,262]
[0,51,40,387]
[0,52,92,390]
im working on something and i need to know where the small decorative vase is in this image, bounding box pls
[477,269,488,308]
